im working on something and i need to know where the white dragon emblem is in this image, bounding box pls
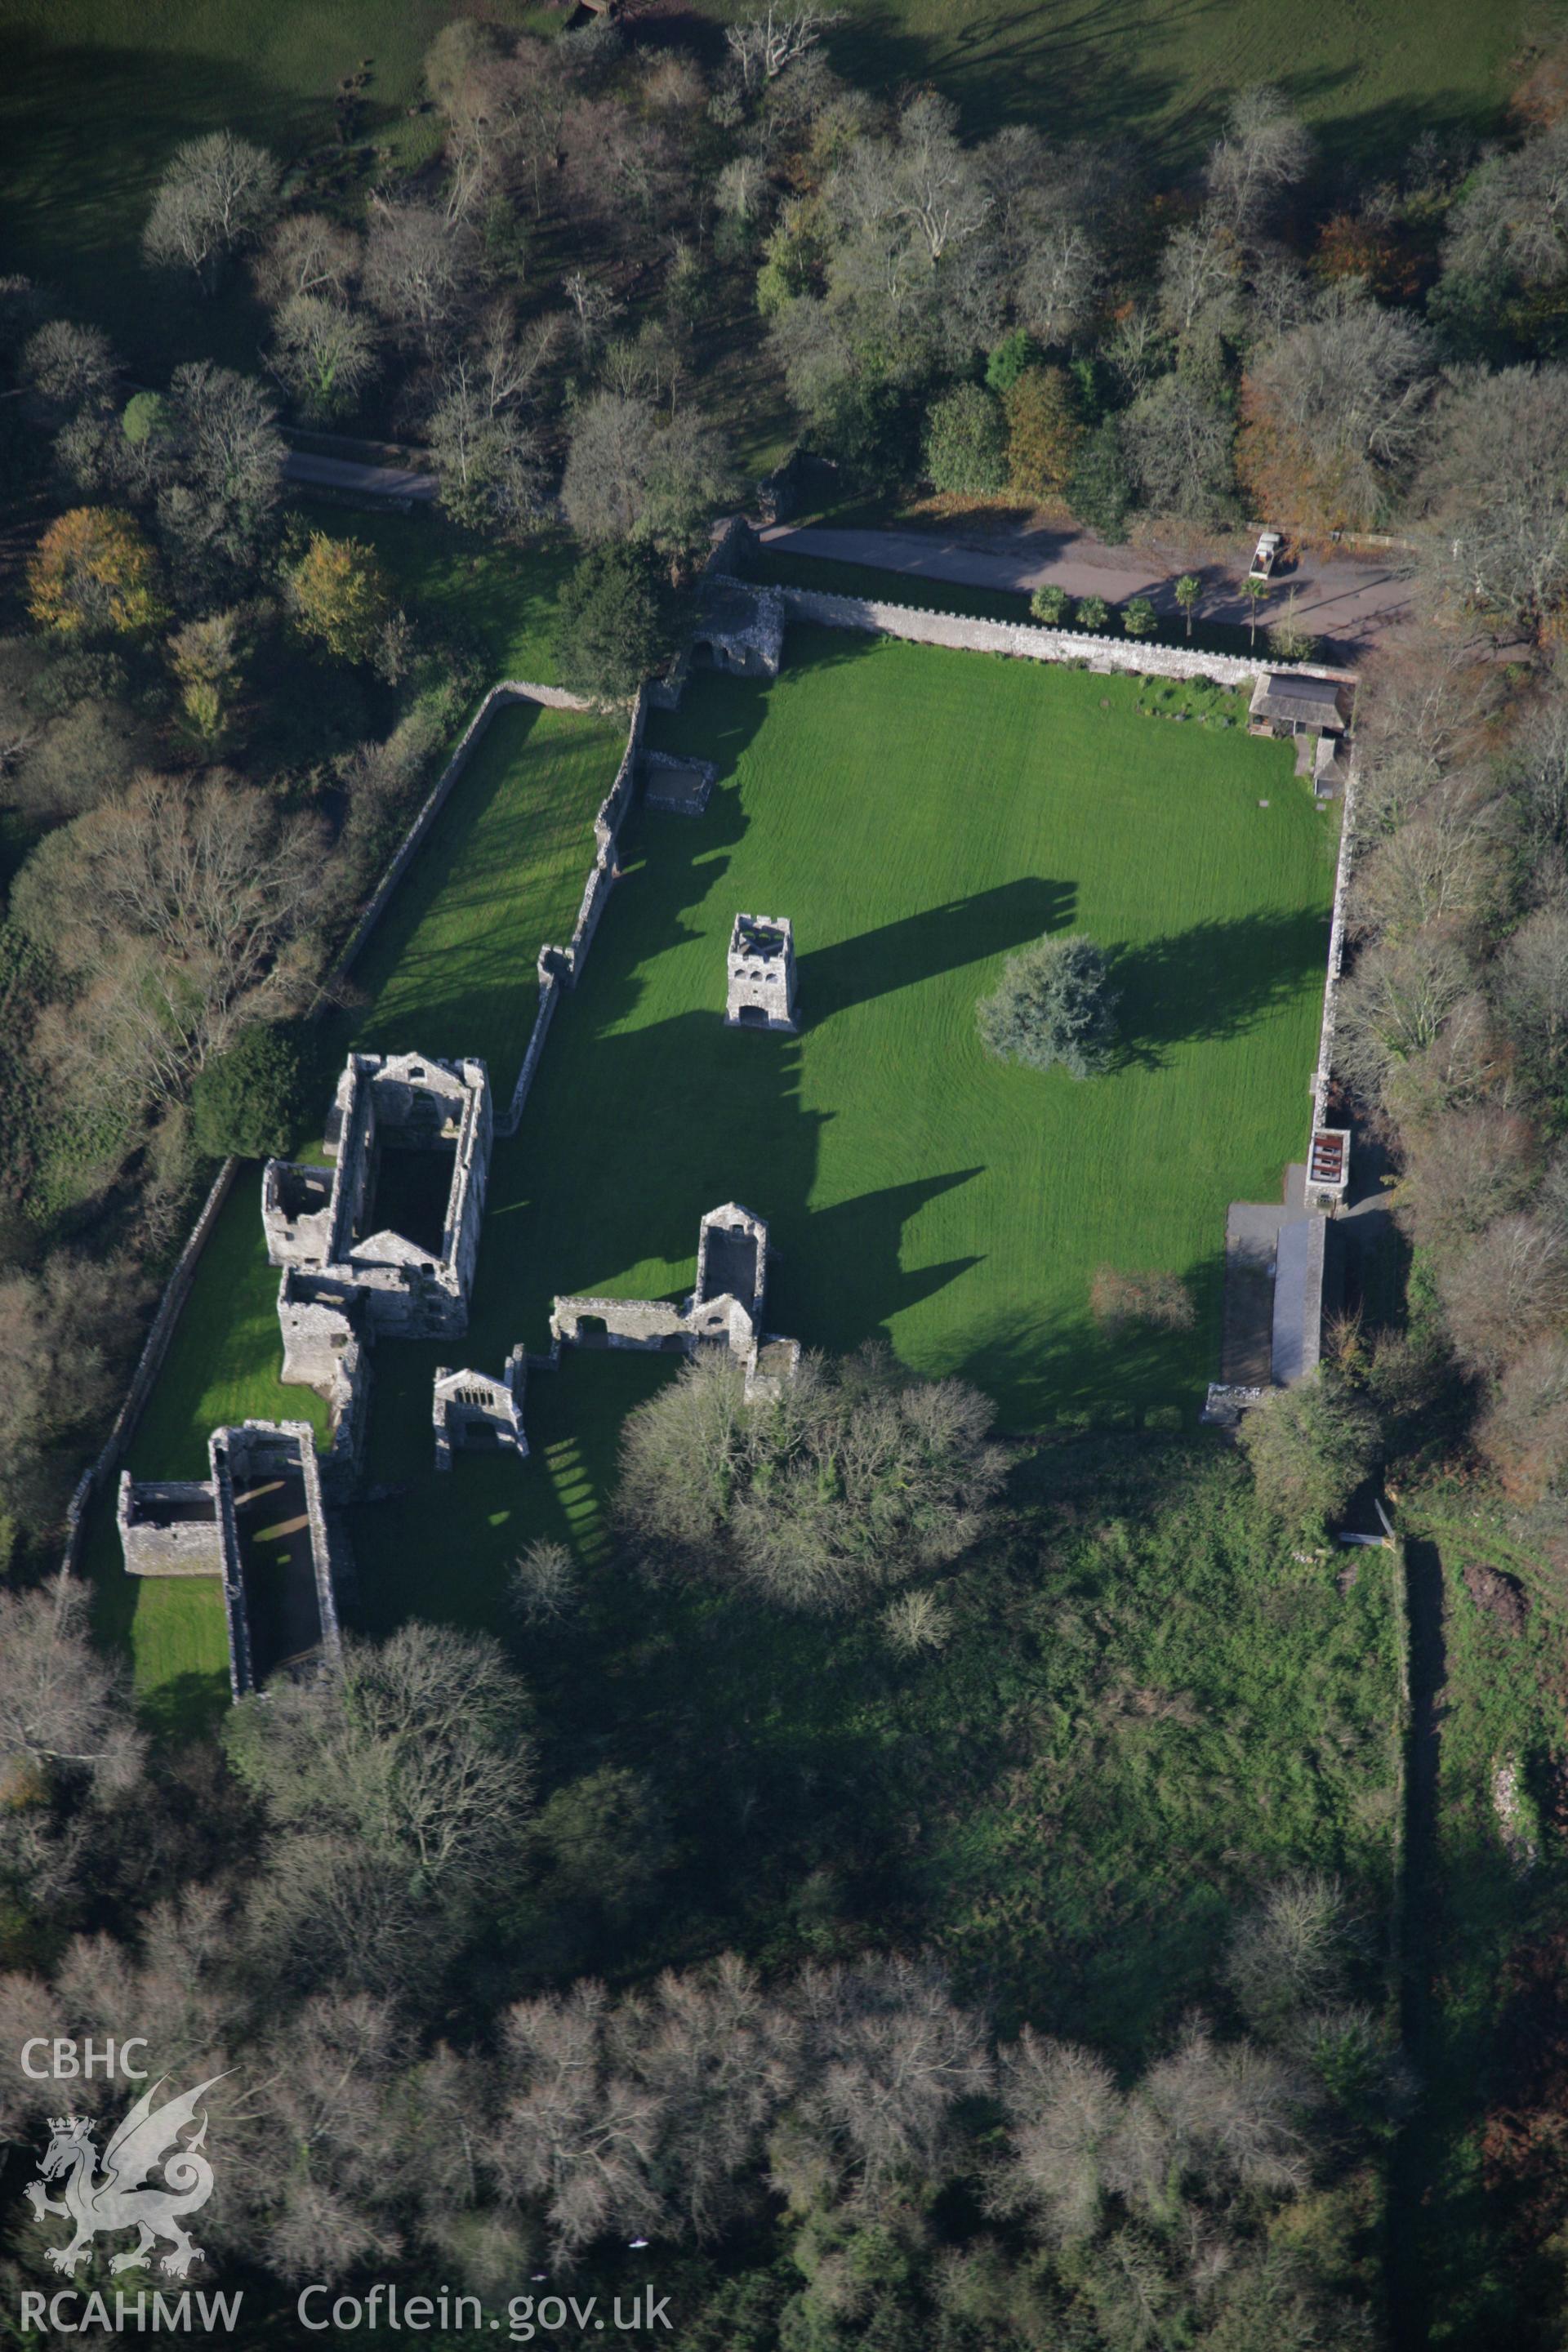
[25,2074,227,2278]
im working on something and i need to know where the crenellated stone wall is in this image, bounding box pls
[759,579,1357,694]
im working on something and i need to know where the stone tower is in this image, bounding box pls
[725,913,798,1032]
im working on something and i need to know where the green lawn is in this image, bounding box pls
[318,508,581,692]
[87,694,624,1725]
[696,0,1543,165]
[96,626,1334,1720]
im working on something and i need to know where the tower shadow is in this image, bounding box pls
[800,880,1076,1021]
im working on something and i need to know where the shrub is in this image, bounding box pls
[1122,595,1158,639]
[1031,584,1072,626]
[1267,590,1317,662]
[189,1023,309,1159]
[882,1588,956,1655]
[1239,1370,1380,1530]
[1090,1267,1196,1331]
[1076,593,1109,633]
[510,1538,581,1624]
[977,933,1118,1078]
[615,1346,1006,1613]
[922,384,1007,497]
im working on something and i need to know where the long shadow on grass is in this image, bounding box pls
[774,1171,987,1352]
[800,879,1075,1019]
[1110,908,1330,1067]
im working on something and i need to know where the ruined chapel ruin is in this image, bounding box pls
[118,1421,342,1701]
[550,1202,800,1400]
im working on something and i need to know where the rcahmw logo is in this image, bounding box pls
[16,2038,241,2331]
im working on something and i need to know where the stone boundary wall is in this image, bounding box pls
[551,688,650,987]
[496,684,653,1134]
[763,581,1358,693]
[1310,760,1359,1137]
[332,679,593,984]
[60,1156,239,1573]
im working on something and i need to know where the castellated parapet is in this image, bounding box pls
[263,1052,492,1343]
[726,915,798,1032]
[119,1421,342,1702]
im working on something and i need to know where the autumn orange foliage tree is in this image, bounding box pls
[287,530,393,665]
[26,506,167,638]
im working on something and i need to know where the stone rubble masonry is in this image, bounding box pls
[263,1052,492,1343]
[119,1419,342,1703]
[546,1204,800,1401]
[726,914,799,1032]
[433,1343,529,1469]
[752,576,1358,695]
[1306,759,1359,1209]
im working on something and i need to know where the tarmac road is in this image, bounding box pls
[760,519,1414,660]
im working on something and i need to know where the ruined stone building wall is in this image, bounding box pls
[116,1477,222,1576]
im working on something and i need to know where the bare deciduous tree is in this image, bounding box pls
[1480,1332,1568,1503]
[142,131,279,292]
[1205,87,1312,245]
[617,1348,1006,1612]
[1435,1212,1568,1376]
[16,768,323,1106]
[794,1953,993,2185]
[1240,301,1433,537]
[23,319,118,413]
[1334,929,1477,1103]
[1394,1109,1539,1258]
[992,2029,1120,2241]
[1415,364,1568,636]
[270,295,378,422]
[1349,773,1510,946]
[1496,906,1568,1093]
[1442,114,1568,292]
[225,1623,533,1891]
[0,1253,148,1528]
[252,213,363,308]
[363,199,477,357]
[1121,372,1236,525]
[725,5,842,95]
[0,1583,143,1793]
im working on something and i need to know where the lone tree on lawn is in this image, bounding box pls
[977,933,1117,1077]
